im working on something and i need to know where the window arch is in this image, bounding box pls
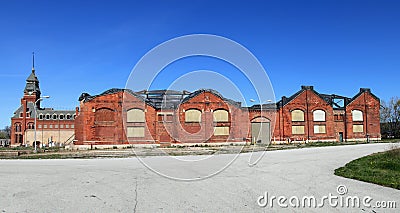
[213,109,229,122]
[185,109,202,122]
[52,114,58,120]
[251,116,270,123]
[59,114,64,120]
[66,114,71,120]
[313,110,326,121]
[127,108,145,122]
[39,113,44,120]
[352,110,363,121]
[45,114,50,120]
[291,109,304,122]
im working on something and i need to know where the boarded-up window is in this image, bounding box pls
[95,108,114,122]
[352,110,363,121]
[314,125,326,134]
[292,126,305,135]
[185,109,201,122]
[353,124,364,133]
[127,109,145,122]
[291,110,305,121]
[213,109,229,122]
[214,126,229,135]
[127,127,145,137]
[313,110,326,121]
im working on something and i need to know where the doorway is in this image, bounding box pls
[339,132,343,142]
[251,122,270,144]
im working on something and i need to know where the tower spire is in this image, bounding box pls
[32,52,35,73]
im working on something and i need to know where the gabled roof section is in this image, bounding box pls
[347,88,380,105]
[79,88,153,106]
[12,106,23,118]
[181,89,242,108]
[277,86,330,108]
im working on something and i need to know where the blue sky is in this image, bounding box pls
[1,0,399,128]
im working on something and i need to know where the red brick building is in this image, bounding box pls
[275,86,381,143]
[10,68,75,147]
[74,86,381,146]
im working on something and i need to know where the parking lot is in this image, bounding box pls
[0,143,398,212]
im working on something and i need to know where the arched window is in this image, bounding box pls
[39,114,44,120]
[66,114,71,120]
[45,114,50,120]
[52,114,58,120]
[313,110,326,121]
[352,110,363,121]
[213,109,229,122]
[27,123,35,129]
[59,114,64,120]
[291,109,304,121]
[15,123,22,132]
[127,108,145,122]
[95,108,114,122]
[185,109,201,122]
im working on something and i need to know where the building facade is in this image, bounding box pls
[11,64,380,147]
[73,86,381,146]
[10,68,75,147]
[275,86,381,142]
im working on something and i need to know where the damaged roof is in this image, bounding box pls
[79,88,242,109]
[181,89,242,108]
[276,86,379,109]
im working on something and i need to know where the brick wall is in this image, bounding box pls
[73,87,381,145]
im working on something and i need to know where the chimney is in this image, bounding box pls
[301,85,314,90]
[360,88,371,93]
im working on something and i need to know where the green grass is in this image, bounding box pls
[0,146,33,151]
[17,154,68,159]
[335,146,400,189]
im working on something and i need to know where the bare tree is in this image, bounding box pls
[381,97,400,138]
[4,126,10,139]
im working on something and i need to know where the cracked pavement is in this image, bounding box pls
[0,143,399,212]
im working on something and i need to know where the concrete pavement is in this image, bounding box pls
[0,143,399,212]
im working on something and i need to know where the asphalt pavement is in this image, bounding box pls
[0,143,399,212]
